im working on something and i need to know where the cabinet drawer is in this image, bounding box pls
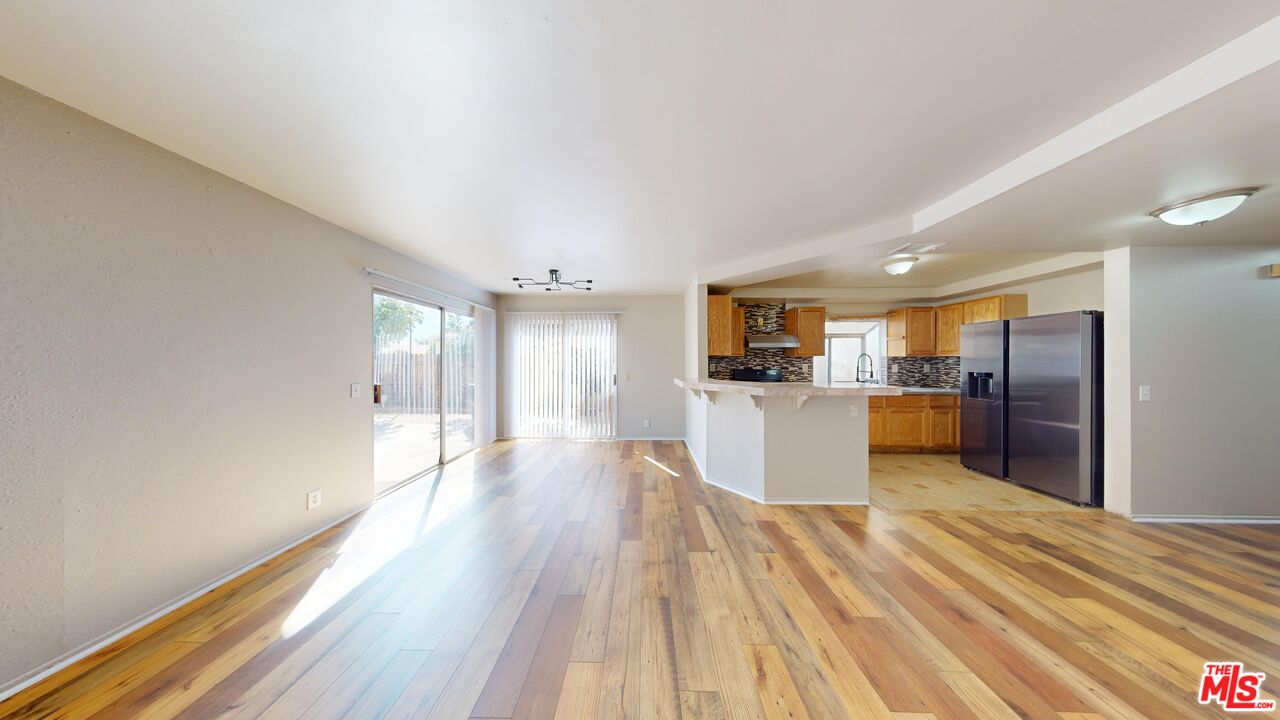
[928,395,959,408]
[885,395,929,408]
[868,396,887,408]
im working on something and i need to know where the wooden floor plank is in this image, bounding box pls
[5,444,1275,720]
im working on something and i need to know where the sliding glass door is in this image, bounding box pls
[507,312,617,438]
[372,293,476,494]
[443,311,475,459]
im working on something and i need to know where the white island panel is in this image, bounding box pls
[705,392,766,501]
[762,395,868,504]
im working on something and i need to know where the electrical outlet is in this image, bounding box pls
[350,383,361,398]
[891,363,899,373]
[848,404,859,417]
[643,419,651,428]
[1138,385,1151,402]
[307,489,322,510]
[923,363,931,373]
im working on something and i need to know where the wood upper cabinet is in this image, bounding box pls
[887,307,936,357]
[935,303,963,356]
[730,307,745,357]
[905,307,936,356]
[886,308,907,357]
[962,294,1028,324]
[707,295,734,356]
[784,306,825,357]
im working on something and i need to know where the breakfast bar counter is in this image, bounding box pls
[676,378,902,504]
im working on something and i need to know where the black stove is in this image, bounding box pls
[731,368,783,382]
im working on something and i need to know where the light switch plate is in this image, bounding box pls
[643,419,651,428]
[307,489,322,510]
[849,404,859,417]
[1138,385,1151,402]
[350,383,361,398]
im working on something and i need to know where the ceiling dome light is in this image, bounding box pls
[1149,186,1259,226]
[881,255,919,276]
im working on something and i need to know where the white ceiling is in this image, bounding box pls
[743,252,1063,289]
[1,3,1278,293]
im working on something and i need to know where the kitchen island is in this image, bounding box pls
[675,378,902,504]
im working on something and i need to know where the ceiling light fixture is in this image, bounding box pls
[512,268,594,291]
[1148,186,1259,226]
[881,255,919,276]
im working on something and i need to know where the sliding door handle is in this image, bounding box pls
[373,383,382,404]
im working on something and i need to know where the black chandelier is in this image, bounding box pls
[511,269,594,291]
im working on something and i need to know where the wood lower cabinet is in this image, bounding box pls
[924,395,960,449]
[867,405,885,446]
[869,394,960,451]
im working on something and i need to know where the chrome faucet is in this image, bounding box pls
[855,353,875,383]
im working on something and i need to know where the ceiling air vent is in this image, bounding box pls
[886,242,948,256]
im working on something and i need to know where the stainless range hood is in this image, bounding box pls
[746,334,800,349]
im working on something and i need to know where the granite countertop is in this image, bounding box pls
[674,378,904,397]
[892,385,961,395]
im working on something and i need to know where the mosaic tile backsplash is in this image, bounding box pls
[707,303,813,382]
[885,356,961,388]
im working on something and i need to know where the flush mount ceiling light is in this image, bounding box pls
[512,268,594,291]
[881,255,919,276]
[1148,186,1259,226]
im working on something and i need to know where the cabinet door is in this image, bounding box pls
[927,408,958,448]
[707,295,733,356]
[963,296,1003,324]
[730,307,745,356]
[800,307,825,356]
[886,308,907,357]
[868,407,885,446]
[886,408,927,447]
[905,307,936,356]
[786,307,826,357]
[935,303,963,356]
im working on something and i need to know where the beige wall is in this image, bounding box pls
[820,265,1105,318]
[496,294,685,439]
[951,266,1104,315]
[1125,246,1280,519]
[1102,249,1133,516]
[0,78,495,692]
[683,282,708,471]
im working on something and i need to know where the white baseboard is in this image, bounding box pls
[1131,515,1280,524]
[700,475,868,507]
[0,500,372,704]
[682,440,706,479]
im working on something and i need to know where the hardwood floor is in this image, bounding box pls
[3,440,1277,719]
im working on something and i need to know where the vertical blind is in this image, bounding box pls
[507,312,618,438]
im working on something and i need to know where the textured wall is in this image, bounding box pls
[0,78,494,691]
[1126,246,1280,518]
[708,303,813,382]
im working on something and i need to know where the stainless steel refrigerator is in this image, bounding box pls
[961,311,1103,506]
[960,320,1007,480]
